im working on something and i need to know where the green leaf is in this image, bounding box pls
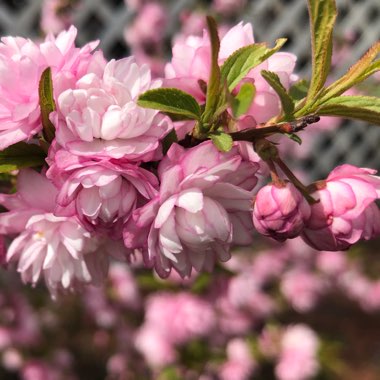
[232,82,256,118]
[261,70,295,117]
[0,142,46,173]
[289,80,309,101]
[317,95,380,125]
[162,129,178,155]
[306,0,337,102]
[220,38,287,91]
[285,133,302,145]
[209,130,233,152]
[137,88,201,120]
[38,67,56,143]
[202,16,222,123]
[318,42,380,103]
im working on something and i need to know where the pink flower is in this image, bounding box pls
[54,57,172,161]
[134,326,177,368]
[253,182,311,241]
[302,165,380,250]
[213,0,247,16]
[143,292,215,345]
[275,325,319,380]
[228,272,275,317]
[165,22,297,124]
[41,0,75,35]
[316,251,347,276]
[219,339,256,380]
[165,22,254,102]
[0,170,129,294]
[124,3,168,49]
[48,150,158,237]
[124,141,258,277]
[280,269,325,312]
[0,26,105,150]
[109,262,140,309]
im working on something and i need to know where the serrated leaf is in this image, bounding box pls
[318,42,380,103]
[220,38,287,91]
[38,67,56,143]
[289,80,309,101]
[261,70,294,117]
[202,16,222,124]
[209,130,233,152]
[232,82,256,118]
[0,142,46,173]
[138,88,201,120]
[162,129,178,155]
[317,95,380,125]
[306,0,337,102]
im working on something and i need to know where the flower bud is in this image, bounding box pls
[252,182,311,241]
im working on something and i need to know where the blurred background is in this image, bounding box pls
[0,1,379,379]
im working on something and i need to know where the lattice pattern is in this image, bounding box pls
[0,0,379,179]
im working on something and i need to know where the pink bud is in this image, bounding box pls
[252,182,311,241]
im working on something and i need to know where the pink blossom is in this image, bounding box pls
[124,141,258,277]
[251,251,287,283]
[216,295,253,335]
[54,57,172,161]
[228,272,275,317]
[165,22,297,124]
[6,213,106,293]
[21,360,60,380]
[125,3,168,49]
[0,170,128,294]
[253,182,311,241]
[0,26,105,150]
[213,0,247,16]
[134,326,177,368]
[178,11,208,38]
[315,251,347,276]
[2,348,23,371]
[281,269,325,312]
[219,339,256,380]
[362,280,380,311]
[48,151,158,237]
[109,262,140,308]
[302,165,380,250]
[143,292,215,345]
[275,325,319,380]
[41,0,75,35]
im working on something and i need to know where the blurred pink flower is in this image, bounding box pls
[275,324,319,380]
[143,292,215,345]
[213,0,247,16]
[41,0,74,35]
[125,3,168,49]
[219,338,256,380]
[316,251,347,276]
[134,325,177,368]
[281,269,325,312]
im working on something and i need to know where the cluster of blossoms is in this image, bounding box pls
[0,11,379,296]
[1,236,380,379]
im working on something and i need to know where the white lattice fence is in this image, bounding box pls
[0,0,379,179]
